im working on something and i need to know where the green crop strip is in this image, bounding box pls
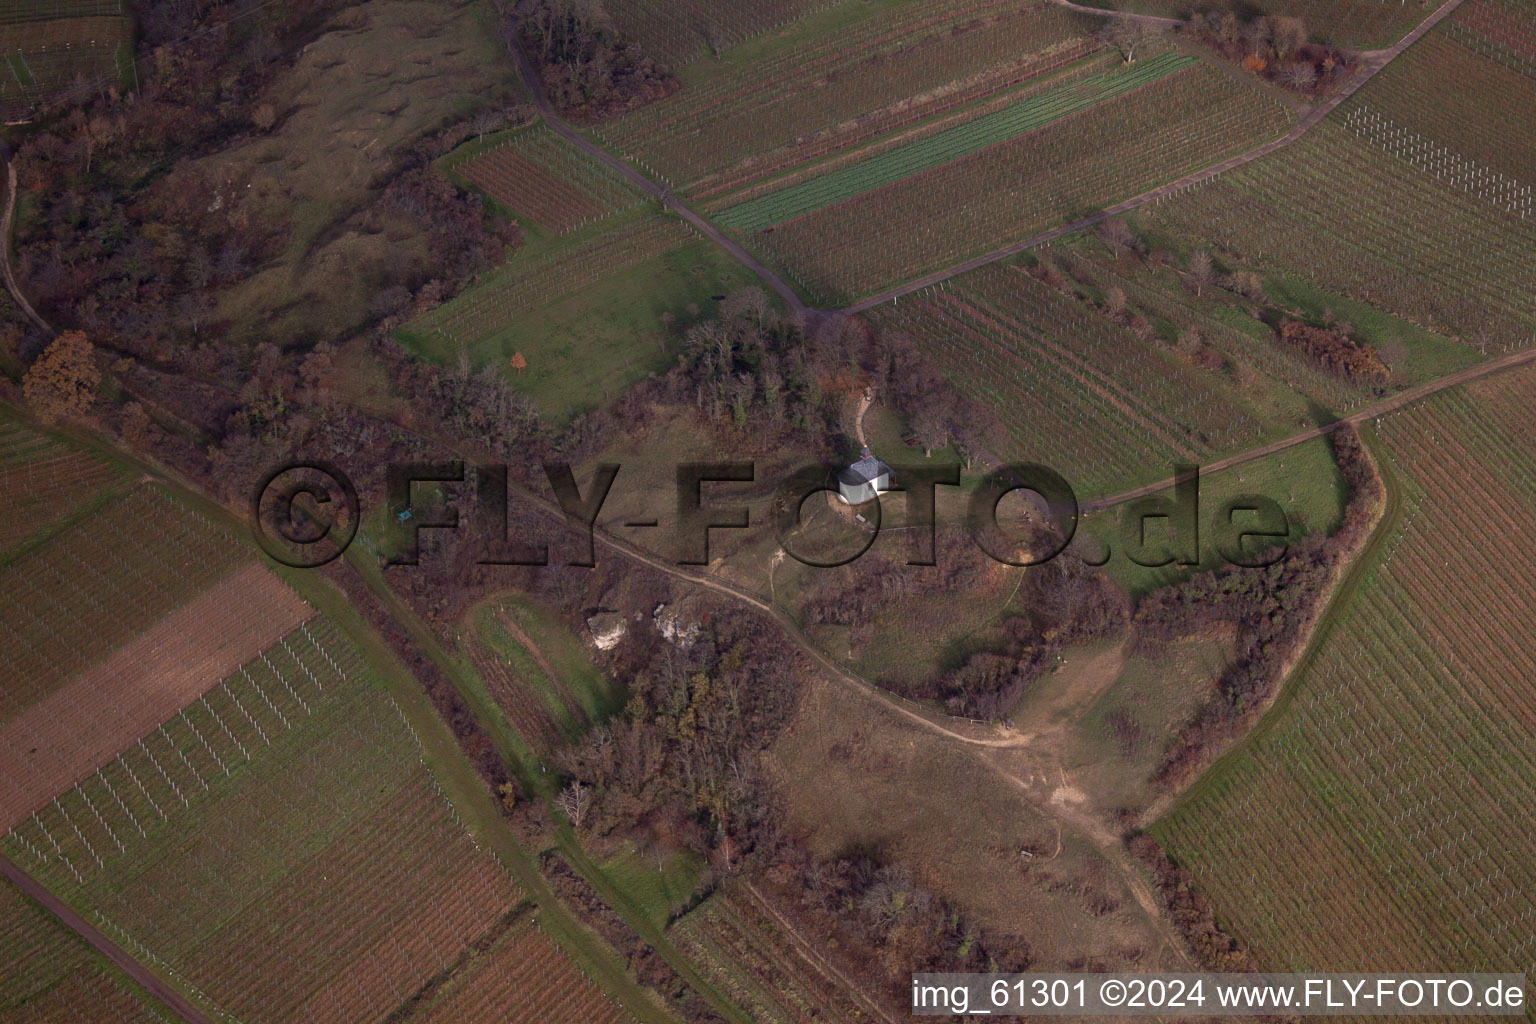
[715,52,1196,232]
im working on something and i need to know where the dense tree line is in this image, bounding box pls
[511,0,678,121]
[1028,245,1232,373]
[919,559,1128,718]
[657,289,838,450]
[799,529,994,630]
[1127,832,1259,973]
[556,603,807,869]
[646,290,1002,466]
[1181,11,1354,93]
[146,333,543,510]
[540,856,726,1023]
[798,533,1125,719]
[1034,235,1409,387]
[320,553,514,802]
[1137,426,1384,788]
[1277,320,1389,381]
[873,328,1003,464]
[768,846,1033,987]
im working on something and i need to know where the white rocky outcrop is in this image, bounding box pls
[586,611,627,651]
[653,602,701,649]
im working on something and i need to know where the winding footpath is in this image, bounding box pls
[475,469,1208,961]
[0,151,50,334]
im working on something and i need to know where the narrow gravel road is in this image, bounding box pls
[0,852,213,1024]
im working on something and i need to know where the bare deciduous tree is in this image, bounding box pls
[470,108,504,141]
[657,311,675,352]
[1103,20,1152,63]
[1229,270,1267,302]
[1188,249,1215,297]
[1217,11,1240,46]
[705,22,732,58]
[1098,218,1134,258]
[1377,339,1409,382]
[175,292,213,336]
[910,404,951,456]
[1234,359,1264,390]
[728,372,756,425]
[557,780,592,827]
[1269,16,1307,62]
[1280,63,1317,90]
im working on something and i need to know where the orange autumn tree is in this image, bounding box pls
[510,352,527,375]
[23,331,99,424]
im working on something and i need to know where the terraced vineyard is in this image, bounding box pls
[1,875,170,1023]
[467,636,565,756]
[672,884,882,1024]
[870,262,1265,494]
[1156,374,1536,979]
[716,52,1197,232]
[454,125,643,234]
[755,62,1293,302]
[598,0,1098,195]
[0,485,243,720]
[0,418,122,553]
[412,914,635,1023]
[2,617,521,1024]
[606,0,844,67]
[409,212,691,350]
